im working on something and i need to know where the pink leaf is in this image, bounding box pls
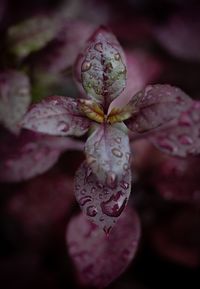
[74,27,127,109]
[154,11,200,61]
[22,96,90,136]
[66,207,140,288]
[149,101,200,157]
[152,156,200,203]
[74,161,131,233]
[85,124,131,183]
[126,84,192,134]
[6,170,74,239]
[0,130,62,182]
[108,50,162,112]
[34,20,95,74]
[0,70,31,133]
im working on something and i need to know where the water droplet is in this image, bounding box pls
[80,189,86,195]
[123,163,129,171]
[106,172,117,189]
[120,180,129,190]
[115,137,121,144]
[94,42,103,52]
[101,191,127,217]
[57,121,69,132]
[112,148,123,158]
[90,187,96,194]
[79,196,91,206]
[157,138,175,153]
[87,155,96,166]
[114,53,120,61]
[125,152,131,161]
[86,205,98,217]
[178,135,193,145]
[179,113,191,126]
[81,61,91,72]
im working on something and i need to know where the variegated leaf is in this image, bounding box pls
[66,207,140,288]
[22,96,90,136]
[149,101,200,157]
[126,84,192,133]
[74,161,131,234]
[75,27,126,108]
[0,70,31,133]
[85,124,131,183]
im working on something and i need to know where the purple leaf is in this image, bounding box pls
[34,20,95,74]
[74,161,131,234]
[22,96,90,136]
[74,27,127,108]
[108,50,162,112]
[66,207,140,288]
[0,70,31,133]
[6,170,74,239]
[85,124,131,183]
[8,14,62,59]
[0,130,62,182]
[152,156,200,203]
[149,101,200,157]
[125,84,192,134]
[154,10,200,61]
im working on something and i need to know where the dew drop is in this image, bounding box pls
[57,121,69,132]
[101,191,127,217]
[179,113,191,126]
[114,53,120,61]
[120,180,129,190]
[157,138,175,153]
[115,137,121,144]
[86,205,98,217]
[94,42,103,52]
[106,172,117,189]
[81,61,91,72]
[79,196,91,206]
[178,135,193,145]
[123,163,129,171]
[112,148,123,158]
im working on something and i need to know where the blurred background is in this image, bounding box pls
[0,0,200,288]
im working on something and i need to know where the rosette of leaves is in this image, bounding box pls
[22,26,195,233]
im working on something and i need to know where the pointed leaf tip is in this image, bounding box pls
[22,96,90,136]
[74,161,132,233]
[126,84,192,134]
[75,27,127,108]
[66,207,140,288]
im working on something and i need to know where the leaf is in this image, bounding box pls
[0,130,62,182]
[34,20,95,74]
[74,161,131,233]
[75,26,127,109]
[153,156,200,203]
[0,70,31,133]
[154,11,200,61]
[125,84,192,134]
[108,50,162,113]
[149,101,200,157]
[22,96,90,136]
[7,14,61,59]
[66,207,140,288]
[85,124,131,183]
[6,170,74,239]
